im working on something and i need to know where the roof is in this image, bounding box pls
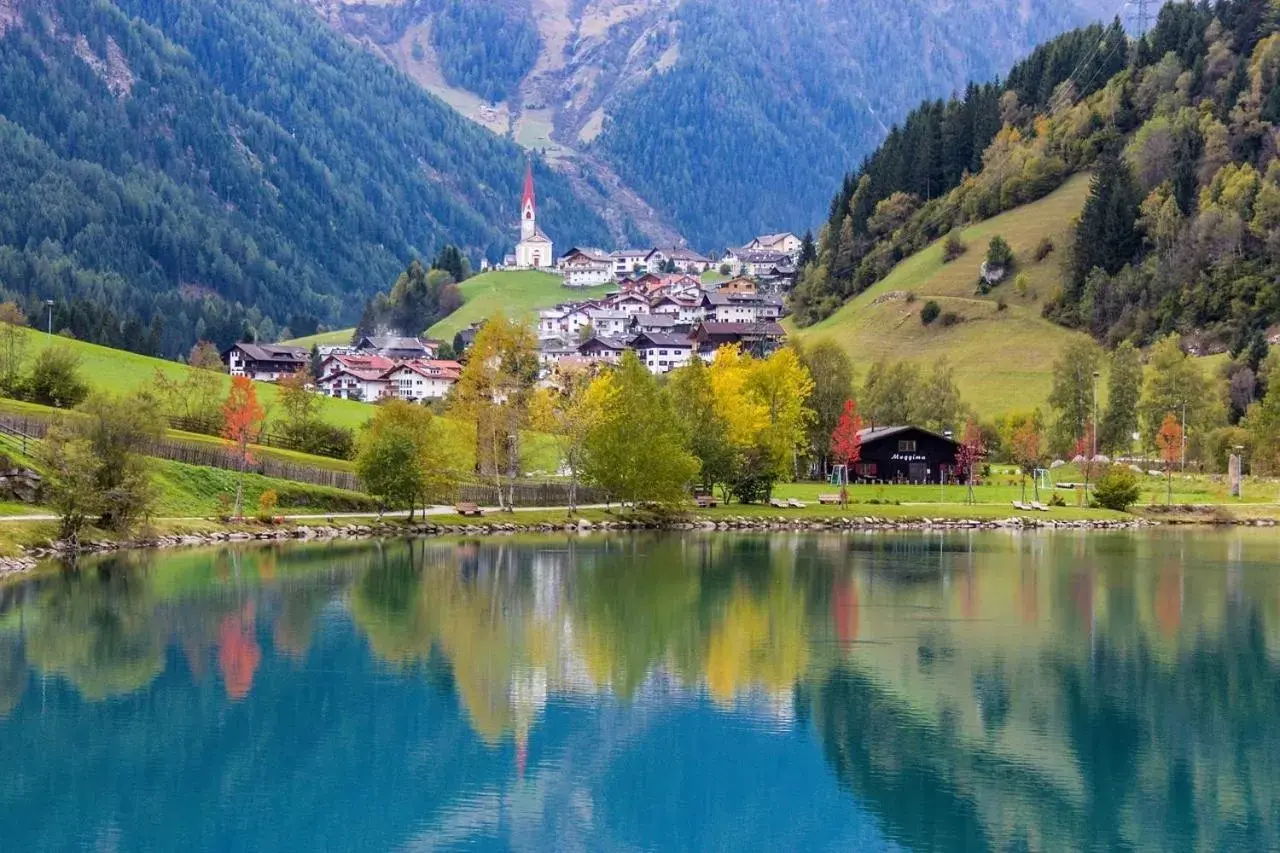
[694,321,786,337]
[324,353,396,372]
[632,332,692,349]
[577,335,629,353]
[539,337,578,352]
[325,366,390,383]
[585,309,629,321]
[646,246,710,263]
[226,343,308,363]
[357,336,433,352]
[386,359,462,381]
[520,226,552,244]
[522,162,535,208]
[610,249,649,259]
[753,232,798,246]
[856,425,961,446]
[560,247,611,263]
[737,249,791,264]
[633,314,677,327]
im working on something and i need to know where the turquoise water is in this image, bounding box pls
[1,531,1278,851]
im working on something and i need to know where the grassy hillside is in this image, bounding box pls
[16,328,374,430]
[428,270,612,340]
[285,270,610,347]
[793,174,1095,416]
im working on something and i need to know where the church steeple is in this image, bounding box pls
[520,162,536,241]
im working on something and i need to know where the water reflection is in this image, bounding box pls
[0,531,1277,851]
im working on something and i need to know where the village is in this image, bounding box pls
[221,165,804,400]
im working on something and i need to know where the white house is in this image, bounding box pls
[737,249,792,277]
[538,337,579,368]
[645,247,712,274]
[651,294,704,326]
[317,367,390,402]
[745,232,803,257]
[610,249,649,278]
[584,308,630,338]
[514,164,554,269]
[383,360,462,401]
[577,335,629,366]
[630,332,694,374]
[222,343,308,382]
[609,291,651,315]
[559,247,612,287]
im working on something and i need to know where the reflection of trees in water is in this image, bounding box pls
[813,615,1280,852]
[0,632,25,718]
[24,565,168,701]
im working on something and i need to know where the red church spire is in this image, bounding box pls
[522,161,535,209]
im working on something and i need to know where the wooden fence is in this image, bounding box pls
[0,413,603,507]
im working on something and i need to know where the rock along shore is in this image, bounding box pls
[0,512,1206,577]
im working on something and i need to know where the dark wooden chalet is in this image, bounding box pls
[852,426,963,484]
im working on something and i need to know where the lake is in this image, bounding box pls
[1,530,1278,851]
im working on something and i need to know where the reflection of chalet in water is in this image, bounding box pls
[852,426,963,484]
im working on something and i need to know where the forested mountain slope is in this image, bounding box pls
[0,0,608,357]
[797,0,1280,364]
[298,0,1115,249]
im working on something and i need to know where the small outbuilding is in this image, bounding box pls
[852,425,964,484]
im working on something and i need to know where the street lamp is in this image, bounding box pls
[1091,370,1100,461]
[1233,445,1245,501]
[43,299,54,335]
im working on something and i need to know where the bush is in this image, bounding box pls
[1033,237,1054,262]
[921,300,941,325]
[942,231,967,262]
[1093,465,1142,511]
[996,295,1008,311]
[26,346,88,408]
[939,311,961,327]
[1014,273,1030,297]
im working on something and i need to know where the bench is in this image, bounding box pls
[769,498,789,508]
[818,494,842,505]
[455,502,484,517]
[788,498,808,509]
[695,494,718,509]
[1011,501,1032,512]
[1030,501,1051,512]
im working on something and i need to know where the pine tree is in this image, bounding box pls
[1069,154,1141,293]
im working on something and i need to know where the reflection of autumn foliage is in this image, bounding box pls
[1017,568,1038,624]
[1155,567,1182,637]
[832,580,859,647]
[218,602,261,701]
[704,581,808,706]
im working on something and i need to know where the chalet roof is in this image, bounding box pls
[585,309,629,321]
[561,247,611,264]
[327,366,390,383]
[752,232,798,246]
[577,335,629,353]
[325,353,396,372]
[632,314,677,327]
[227,343,307,363]
[646,246,710,263]
[357,335,433,353]
[737,249,791,264]
[539,337,578,352]
[856,425,960,446]
[694,321,786,338]
[386,359,462,381]
[631,332,692,349]
[610,249,649,259]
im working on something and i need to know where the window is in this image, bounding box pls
[897,440,917,452]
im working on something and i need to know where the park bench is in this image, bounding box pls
[455,502,484,517]
[788,499,808,509]
[695,494,718,509]
[818,494,842,505]
[1030,501,1051,512]
[769,498,789,508]
[1011,501,1032,512]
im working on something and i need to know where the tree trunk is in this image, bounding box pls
[234,442,247,520]
[569,467,578,515]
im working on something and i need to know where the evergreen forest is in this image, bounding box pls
[0,0,608,358]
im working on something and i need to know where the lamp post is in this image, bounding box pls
[1091,370,1100,462]
[43,299,54,335]
[1233,445,1245,501]
[1180,399,1187,473]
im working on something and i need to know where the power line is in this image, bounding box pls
[1129,0,1154,36]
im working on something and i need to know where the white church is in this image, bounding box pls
[514,163,553,269]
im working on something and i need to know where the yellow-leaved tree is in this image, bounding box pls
[529,362,607,513]
[449,316,539,510]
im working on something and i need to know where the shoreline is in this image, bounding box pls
[5,507,1275,579]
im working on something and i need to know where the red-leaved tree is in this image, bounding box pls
[1155,412,1182,505]
[830,399,863,507]
[955,417,985,504]
[222,376,265,520]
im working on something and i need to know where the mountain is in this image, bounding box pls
[295,0,1118,250]
[0,0,610,356]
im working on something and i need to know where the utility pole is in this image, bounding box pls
[44,299,53,335]
[1132,0,1153,36]
[1091,371,1100,462]
[1180,399,1187,473]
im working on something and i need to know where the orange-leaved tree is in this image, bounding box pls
[829,399,863,507]
[222,376,265,519]
[1155,412,1182,505]
[1011,418,1044,502]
